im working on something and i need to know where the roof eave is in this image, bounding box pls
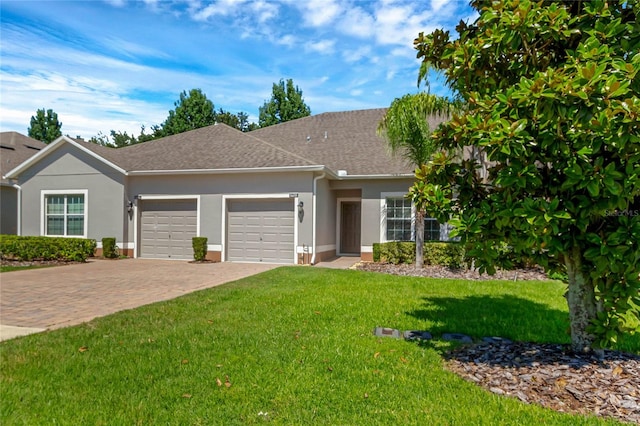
[127,165,329,176]
[332,173,414,180]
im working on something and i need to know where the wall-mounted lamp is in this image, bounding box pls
[298,201,304,210]
[127,201,133,213]
[297,201,304,222]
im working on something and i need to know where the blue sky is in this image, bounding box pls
[0,0,476,139]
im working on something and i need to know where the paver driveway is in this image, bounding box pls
[0,259,278,339]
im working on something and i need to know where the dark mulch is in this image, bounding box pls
[355,261,549,281]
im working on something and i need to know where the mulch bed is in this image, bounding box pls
[355,262,639,424]
[1,259,83,267]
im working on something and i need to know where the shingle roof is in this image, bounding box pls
[115,123,316,171]
[249,108,442,176]
[0,132,46,184]
[6,109,448,178]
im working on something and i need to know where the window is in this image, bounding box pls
[424,217,441,241]
[43,192,87,237]
[383,195,443,242]
[386,197,412,241]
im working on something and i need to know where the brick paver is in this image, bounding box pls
[0,259,278,331]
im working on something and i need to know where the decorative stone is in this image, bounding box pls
[403,330,433,341]
[374,327,400,338]
[442,333,473,344]
[482,336,513,344]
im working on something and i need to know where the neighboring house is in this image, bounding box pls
[0,132,47,234]
[5,108,449,263]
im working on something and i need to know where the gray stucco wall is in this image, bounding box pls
[314,177,335,249]
[1,185,18,234]
[128,172,315,249]
[17,144,127,243]
[330,178,413,247]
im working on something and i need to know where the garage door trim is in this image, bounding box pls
[133,194,200,259]
[222,194,299,264]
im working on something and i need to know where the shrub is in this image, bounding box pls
[423,242,465,269]
[375,241,465,268]
[102,237,118,259]
[378,241,415,265]
[372,243,381,262]
[0,235,96,262]
[192,237,208,262]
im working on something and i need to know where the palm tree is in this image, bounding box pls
[377,92,457,269]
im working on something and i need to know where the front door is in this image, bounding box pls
[340,201,361,255]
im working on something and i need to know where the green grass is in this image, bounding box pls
[1,267,637,425]
[0,264,56,273]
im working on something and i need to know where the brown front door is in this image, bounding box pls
[340,201,361,254]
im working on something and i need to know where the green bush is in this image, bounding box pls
[192,237,208,262]
[423,242,465,269]
[372,243,381,262]
[102,237,118,259]
[0,235,96,262]
[375,241,465,268]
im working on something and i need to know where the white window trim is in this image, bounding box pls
[132,194,200,259]
[379,192,449,243]
[41,189,89,238]
[380,192,414,243]
[221,193,298,263]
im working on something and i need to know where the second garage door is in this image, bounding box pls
[227,199,295,264]
[140,199,197,260]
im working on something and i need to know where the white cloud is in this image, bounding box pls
[431,0,449,13]
[337,6,375,38]
[253,0,279,23]
[297,0,342,27]
[276,34,296,47]
[342,46,372,63]
[305,39,335,55]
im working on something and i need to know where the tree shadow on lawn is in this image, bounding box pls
[407,294,569,346]
[407,294,640,362]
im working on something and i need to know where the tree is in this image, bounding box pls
[159,89,216,137]
[237,111,259,132]
[28,108,62,144]
[414,0,639,351]
[377,93,458,269]
[259,79,311,127]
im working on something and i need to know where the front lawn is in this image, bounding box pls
[1,267,637,425]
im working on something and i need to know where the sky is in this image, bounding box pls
[0,0,476,140]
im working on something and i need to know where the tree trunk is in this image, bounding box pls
[564,245,598,353]
[415,209,425,269]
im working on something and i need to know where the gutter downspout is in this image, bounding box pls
[11,183,21,235]
[310,172,325,265]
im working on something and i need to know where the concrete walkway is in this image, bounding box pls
[0,259,278,341]
[314,256,361,269]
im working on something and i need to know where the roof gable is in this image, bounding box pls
[5,135,127,179]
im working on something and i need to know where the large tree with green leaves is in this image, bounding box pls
[28,108,62,144]
[259,79,311,128]
[158,89,217,137]
[414,0,639,351]
[377,93,458,269]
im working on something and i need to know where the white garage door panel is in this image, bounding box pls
[227,199,294,264]
[140,200,197,260]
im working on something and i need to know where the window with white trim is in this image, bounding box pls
[384,196,443,242]
[44,193,86,237]
[385,197,412,241]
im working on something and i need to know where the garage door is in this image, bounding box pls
[140,199,197,260]
[227,199,294,264]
